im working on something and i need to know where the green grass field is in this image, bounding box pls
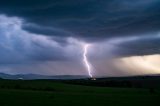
[0,80,159,106]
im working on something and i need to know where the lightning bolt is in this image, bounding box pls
[83,44,93,78]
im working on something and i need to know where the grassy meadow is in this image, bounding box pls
[0,80,159,106]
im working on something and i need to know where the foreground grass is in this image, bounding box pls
[0,80,159,106]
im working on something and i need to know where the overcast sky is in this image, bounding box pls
[0,0,160,77]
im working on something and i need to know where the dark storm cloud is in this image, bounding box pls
[115,37,160,56]
[0,0,160,62]
[0,0,160,39]
[0,0,160,76]
[0,15,82,65]
[28,40,69,61]
[22,23,73,37]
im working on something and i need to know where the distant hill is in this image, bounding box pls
[0,73,88,80]
[0,72,160,81]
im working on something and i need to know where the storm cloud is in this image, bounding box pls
[0,15,84,64]
[0,0,160,76]
[0,0,160,38]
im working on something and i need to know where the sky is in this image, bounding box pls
[0,0,160,77]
